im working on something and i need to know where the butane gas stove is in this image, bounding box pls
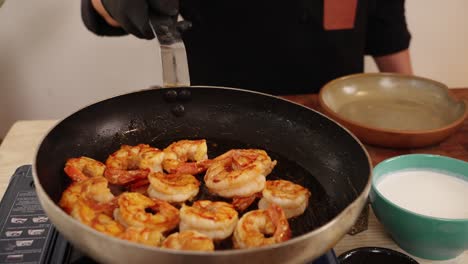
[0,166,338,264]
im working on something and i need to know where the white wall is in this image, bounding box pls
[1,0,468,138]
[0,0,162,137]
[365,0,468,85]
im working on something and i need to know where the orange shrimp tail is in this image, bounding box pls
[104,168,150,185]
[64,165,89,182]
[129,179,150,189]
[129,179,150,194]
[168,160,213,175]
[89,199,118,216]
[266,203,292,242]
[232,193,261,212]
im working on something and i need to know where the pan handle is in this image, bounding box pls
[149,15,191,88]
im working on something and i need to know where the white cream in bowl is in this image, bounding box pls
[377,169,468,219]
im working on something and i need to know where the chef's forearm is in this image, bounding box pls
[373,49,413,75]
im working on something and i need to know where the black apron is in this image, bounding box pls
[180,0,368,95]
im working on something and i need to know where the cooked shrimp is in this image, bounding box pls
[162,230,214,251]
[110,145,173,192]
[147,172,200,203]
[59,177,115,215]
[164,139,208,162]
[105,144,169,185]
[163,159,213,175]
[59,177,124,236]
[162,139,209,174]
[64,157,106,182]
[113,192,179,233]
[139,145,167,173]
[179,200,238,240]
[119,227,165,247]
[204,149,277,198]
[128,179,150,195]
[258,180,310,218]
[232,193,262,212]
[105,144,152,185]
[233,203,291,249]
[70,202,125,236]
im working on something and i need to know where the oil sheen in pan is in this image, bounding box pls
[153,138,339,249]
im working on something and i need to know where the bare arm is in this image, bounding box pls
[373,49,413,74]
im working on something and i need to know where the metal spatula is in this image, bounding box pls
[149,15,191,87]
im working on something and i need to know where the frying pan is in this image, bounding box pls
[32,19,372,264]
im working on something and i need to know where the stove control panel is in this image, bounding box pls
[0,166,68,264]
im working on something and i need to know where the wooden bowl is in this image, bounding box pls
[318,73,468,148]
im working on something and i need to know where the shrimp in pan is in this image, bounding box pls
[147,172,200,203]
[233,203,291,249]
[113,192,179,233]
[204,149,277,198]
[179,200,238,240]
[258,180,310,219]
[59,177,124,236]
[119,227,165,247]
[71,203,124,236]
[105,144,165,185]
[59,177,115,215]
[162,230,215,251]
[139,145,167,173]
[64,157,106,182]
[162,139,211,175]
[232,193,262,212]
[128,179,150,195]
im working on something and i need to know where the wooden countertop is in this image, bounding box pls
[0,89,467,263]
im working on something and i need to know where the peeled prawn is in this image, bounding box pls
[162,230,214,251]
[64,157,106,182]
[128,179,150,195]
[113,192,179,233]
[204,149,277,198]
[232,193,262,212]
[139,145,167,173]
[119,227,165,247]
[162,139,210,174]
[105,144,151,185]
[164,139,208,163]
[59,177,115,215]
[70,203,124,236]
[105,144,165,185]
[179,200,238,240]
[258,180,310,218]
[233,203,291,249]
[59,177,124,236]
[147,172,200,203]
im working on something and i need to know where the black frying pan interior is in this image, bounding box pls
[35,87,370,243]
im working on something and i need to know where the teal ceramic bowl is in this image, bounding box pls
[370,154,468,260]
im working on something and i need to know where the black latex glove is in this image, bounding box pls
[101,0,187,40]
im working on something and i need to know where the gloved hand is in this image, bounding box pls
[101,0,187,40]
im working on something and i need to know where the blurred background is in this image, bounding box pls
[0,0,467,138]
